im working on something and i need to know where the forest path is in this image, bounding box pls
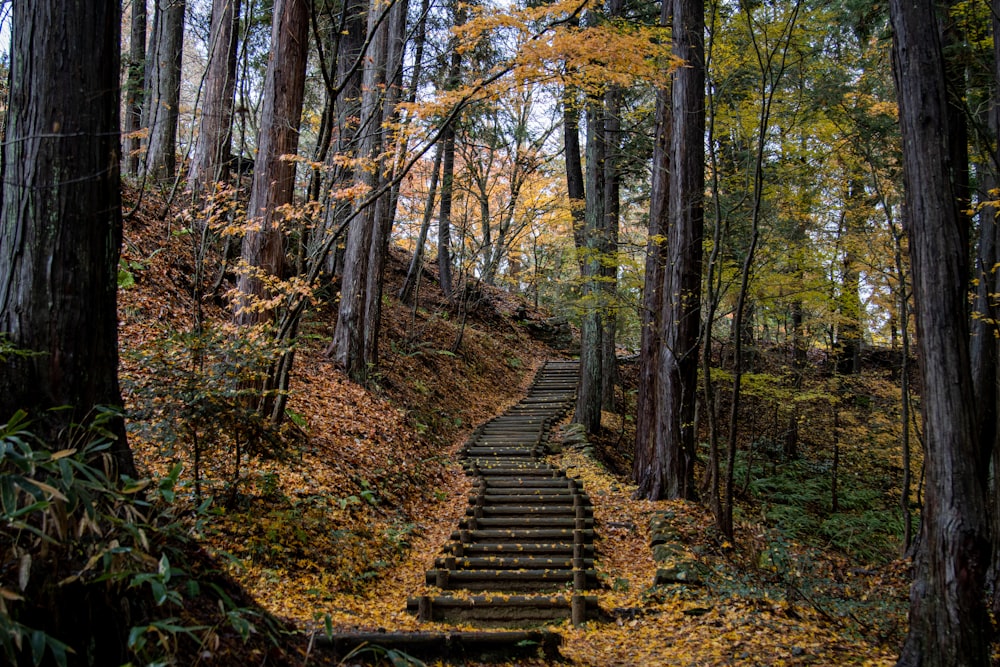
[408,359,601,630]
[319,360,610,663]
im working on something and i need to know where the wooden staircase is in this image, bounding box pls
[408,360,601,627]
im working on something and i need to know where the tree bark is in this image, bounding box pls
[984,0,1000,619]
[0,0,135,476]
[636,0,704,500]
[634,0,671,491]
[328,0,407,382]
[836,177,864,374]
[124,0,147,178]
[361,0,408,371]
[143,0,186,182]
[890,0,990,661]
[574,96,607,435]
[564,86,586,269]
[437,0,464,300]
[400,143,444,303]
[234,0,310,325]
[189,0,241,194]
[438,120,457,299]
[599,0,624,413]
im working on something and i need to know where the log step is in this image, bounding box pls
[426,568,599,591]
[407,595,600,627]
[318,629,563,661]
[451,528,594,541]
[434,556,594,570]
[447,542,594,557]
[470,493,588,503]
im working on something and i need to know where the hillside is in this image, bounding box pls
[98,186,917,666]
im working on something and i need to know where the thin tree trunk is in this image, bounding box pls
[125,0,147,177]
[564,86,586,269]
[361,0,408,372]
[400,143,444,303]
[574,95,606,435]
[837,177,864,374]
[438,120,457,299]
[437,0,464,300]
[600,55,623,413]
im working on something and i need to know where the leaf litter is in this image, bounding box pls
[116,186,906,665]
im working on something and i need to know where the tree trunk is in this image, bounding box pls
[361,0,408,372]
[634,0,671,492]
[143,0,186,182]
[600,6,623,413]
[636,0,704,500]
[0,0,135,476]
[575,96,606,435]
[836,178,864,374]
[564,86,586,269]
[189,0,241,194]
[985,0,1000,618]
[328,0,407,383]
[316,0,367,277]
[437,0,464,300]
[890,0,990,661]
[400,143,444,303]
[234,0,310,326]
[124,0,147,178]
[438,120,457,299]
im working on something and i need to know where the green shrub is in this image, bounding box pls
[0,410,278,666]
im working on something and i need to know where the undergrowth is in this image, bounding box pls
[0,409,282,666]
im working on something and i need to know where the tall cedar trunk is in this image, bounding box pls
[143,0,186,182]
[319,0,367,276]
[600,0,623,412]
[634,0,671,489]
[328,0,395,381]
[189,0,241,194]
[361,0,408,371]
[636,0,704,500]
[986,0,1000,616]
[125,0,147,177]
[890,0,991,662]
[234,0,310,325]
[575,97,607,435]
[0,0,135,477]
[601,89,621,412]
[564,87,586,268]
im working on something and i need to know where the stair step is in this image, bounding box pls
[426,568,599,591]
[407,594,599,627]
[476,478,579,489]
[468,506,592,518]
[447,542,594,556]
[460,517,594,529]
[434,556,594,569]
[470,493,587,504]
[451,528,594,541]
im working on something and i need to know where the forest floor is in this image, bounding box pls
[116,186,911,665]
